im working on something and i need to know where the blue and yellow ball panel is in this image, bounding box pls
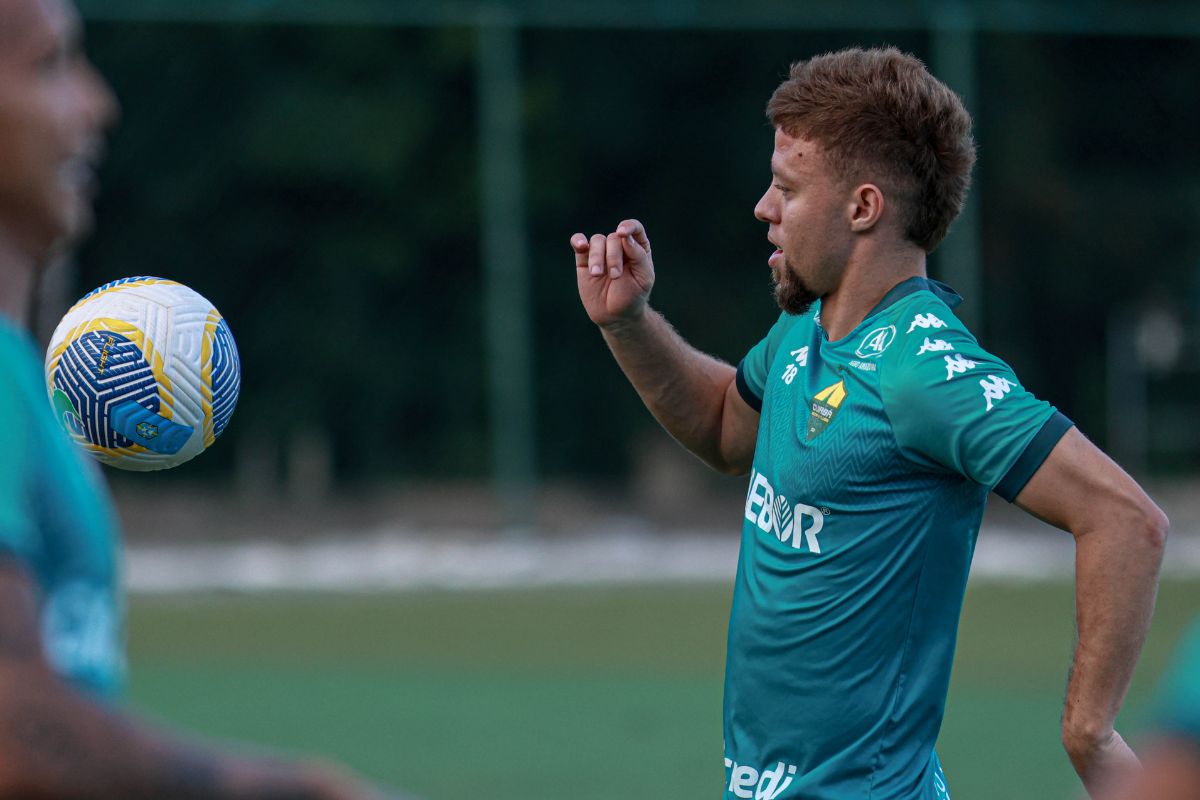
[200,310,241,448]
[50,330,193,458]
[52,330,159,449]
[210,318,240,440]
[77,276,180,304]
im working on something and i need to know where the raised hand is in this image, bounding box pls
[570,219,655,328]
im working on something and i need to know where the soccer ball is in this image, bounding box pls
[44,277,241,471]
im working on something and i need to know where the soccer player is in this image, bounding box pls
[571,47,1167,799]
[0,1,402,797]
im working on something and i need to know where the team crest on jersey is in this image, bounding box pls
[807,379,846,441]
[854,325,895,359]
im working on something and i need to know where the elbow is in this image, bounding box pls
[707,448,752,477]
[1078,496,1169,553]
[1139,501,1170,552]
[713,457,751,478]
[1152,509,1170,550]
[1060,719,1112,772]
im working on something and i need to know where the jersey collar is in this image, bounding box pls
[866,276,962,319]
[812,277,963,344]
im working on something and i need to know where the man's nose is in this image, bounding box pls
[754,190,776,223]
[84,61,120,132]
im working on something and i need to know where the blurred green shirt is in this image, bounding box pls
[727,277,1072,800]
[0,315,123,697]
[1157,620,1200,742]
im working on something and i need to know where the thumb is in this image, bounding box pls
[620,232,648,263]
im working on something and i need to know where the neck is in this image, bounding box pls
[819,243,927,341]
[0,227,40,330]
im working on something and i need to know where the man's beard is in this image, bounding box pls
[771,257,820,316]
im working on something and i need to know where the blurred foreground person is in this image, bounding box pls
[571,47,1167,799]
[0,1,403,797]
[1117,621,1200,800]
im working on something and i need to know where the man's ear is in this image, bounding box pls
[848,183,884,232]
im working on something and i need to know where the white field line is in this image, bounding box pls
[123,527,1200,593]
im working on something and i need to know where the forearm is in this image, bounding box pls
[0,672,329,800]
[1064,510,1167,775]
[600,307,737,471]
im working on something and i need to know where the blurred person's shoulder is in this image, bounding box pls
[0,314,43,402]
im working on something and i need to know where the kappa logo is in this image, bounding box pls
[917,338,954,356]
[944,353,978,381]
[781,347,809,385]
[980,375,1015,411]
[855,325,895,359]
[908,313,947,333]
[745,470,824,554]
[724,757,798,800]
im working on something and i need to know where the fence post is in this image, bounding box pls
[477,13,538,532]
[931,1,983,331]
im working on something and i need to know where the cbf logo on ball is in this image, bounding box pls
[44,277,241,471]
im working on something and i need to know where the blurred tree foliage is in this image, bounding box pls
[76,20,1200,484]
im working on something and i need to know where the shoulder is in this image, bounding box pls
[742,308,816,367]
[737,309,816,411]
[0,320,40,408]
[876,289,984,392]
[875,286,1041,439]
[766,308,811,342]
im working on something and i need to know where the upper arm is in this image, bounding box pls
[0,559,66,791]
[715,314,790,476]
[0,559,49,672]
[1014,428,1168,540]
[718,378,759,475]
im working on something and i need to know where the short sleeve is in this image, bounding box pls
[735,312,795,413]
[880,308,1073,501]
[0,370,36,560]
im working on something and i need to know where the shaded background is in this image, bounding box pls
[46,1,1200,798]
[65,1,1200,501]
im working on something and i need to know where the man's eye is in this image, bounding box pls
[774,184,790,194]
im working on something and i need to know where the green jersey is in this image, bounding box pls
[0,316,123,697]
[726,278,1071,799]
[1155,619,1200,744]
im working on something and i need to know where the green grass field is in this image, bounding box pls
[126,579,1200,799]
